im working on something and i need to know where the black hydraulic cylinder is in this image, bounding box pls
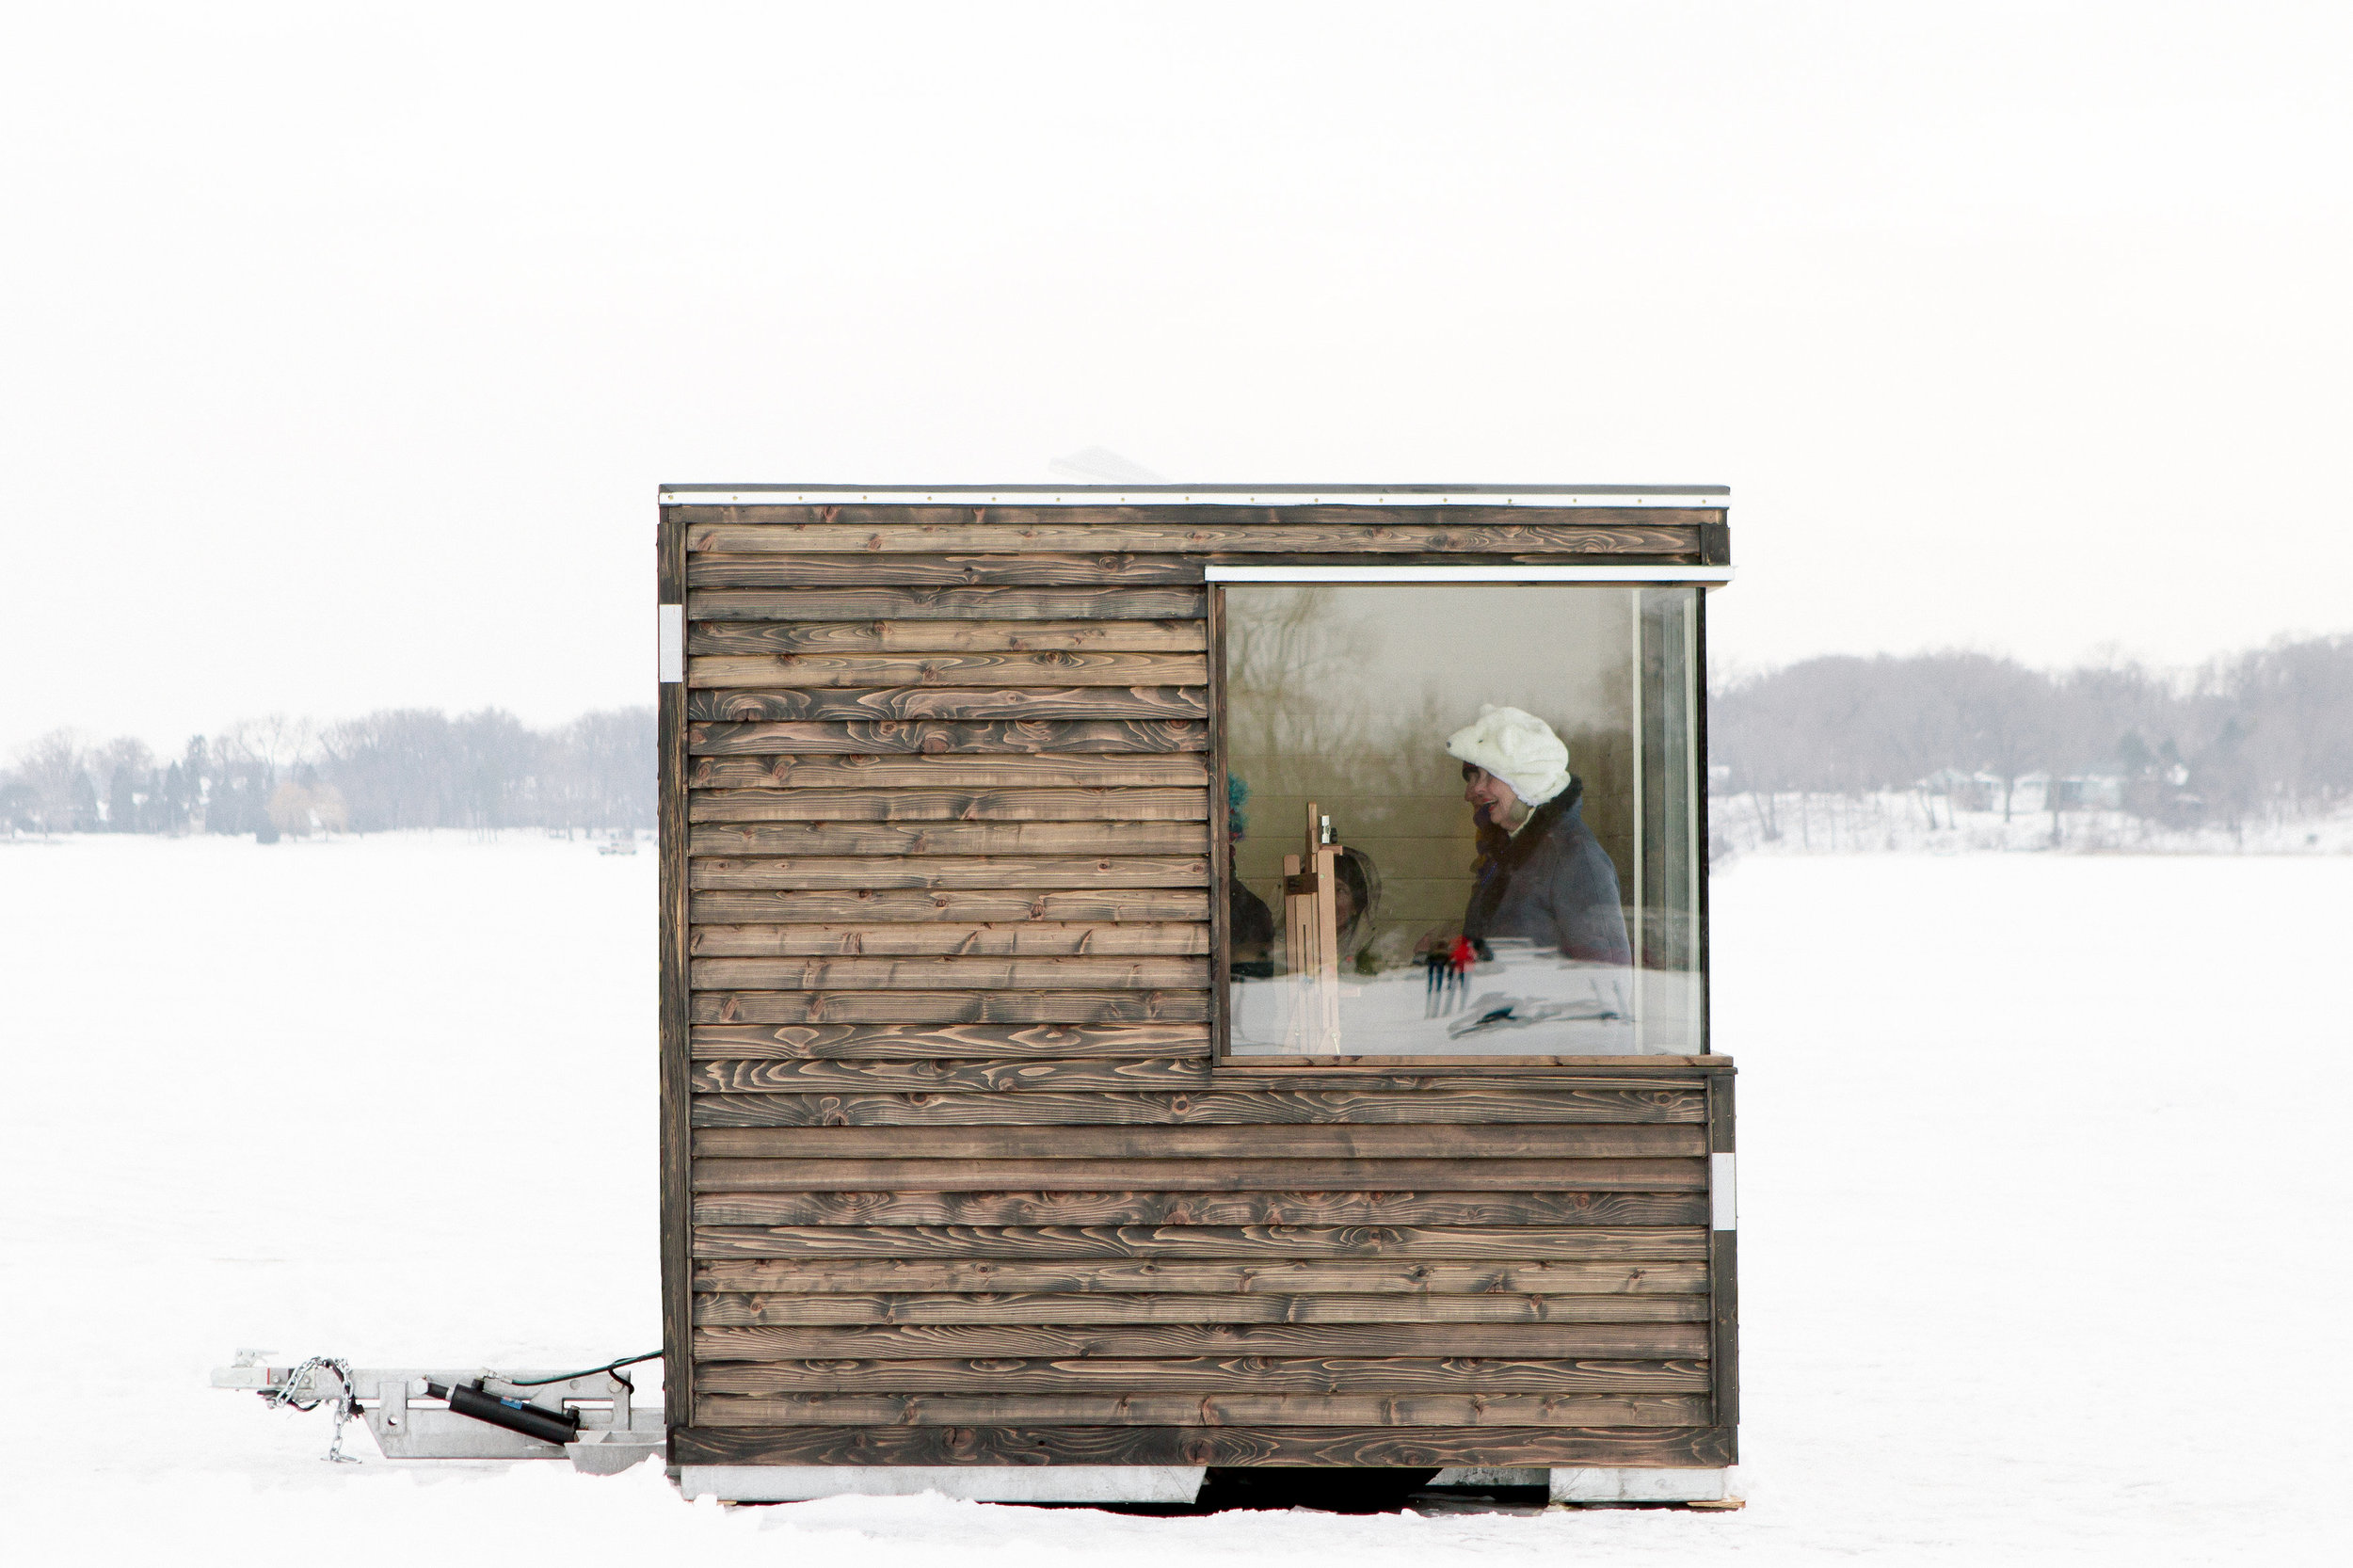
[426,1380,582,1447]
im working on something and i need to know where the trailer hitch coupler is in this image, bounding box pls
[425,1380,583,1447]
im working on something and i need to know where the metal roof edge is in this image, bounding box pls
[658,484,1730,507]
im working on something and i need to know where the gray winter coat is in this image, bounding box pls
[1462,781,1631,965]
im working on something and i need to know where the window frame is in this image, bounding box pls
[1206,568,1725,1070]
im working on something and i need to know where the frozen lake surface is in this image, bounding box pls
[3,835,2346,1563]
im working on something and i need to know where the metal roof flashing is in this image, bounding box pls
[658,485,1728,508]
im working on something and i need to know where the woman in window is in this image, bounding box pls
[1447,705,1631,967]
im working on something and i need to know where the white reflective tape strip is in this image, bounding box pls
[657,488,1726,509]
[658,604,684,683]
[1205,564,1735,584]
[1711,1152,1737,1231]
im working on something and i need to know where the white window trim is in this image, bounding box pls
[1205,565,1734,584]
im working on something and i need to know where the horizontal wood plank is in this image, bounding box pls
[691,1320,1711,1356]
[689,788,1208,824]
[692,1156,1708,1192]
[688,1023,1209,1060]
[686,1259,1706,1296]
[692,1191,1708,1227]
[690,619,1208,655]
[688,586,1206,622]
[692,1392,1712,1427]
[688,754,1210,790]
[689,719,1208,755]
[670,1422,1736,1468]
[691,923,1209,959]
[680,1085,1700,1126]
[692,1357,1708,1396]
[690,554,1205,589]
[689,651,1208,688]
[689,822,1206,857]
[689,1057,1211,1092]
[687,687,1208,722]
[692,995,1212,1028]
[692,956,1209,992]
[692,888,1211,925]
[688,1224,1706,1261]
[684,517,1706,555]
[692,1124,1703,1160]
[691,1291,1712,1327]
[681,1088,1704,1129]
[689,856,1208,891]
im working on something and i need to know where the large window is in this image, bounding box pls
[1223,584,1704,1057]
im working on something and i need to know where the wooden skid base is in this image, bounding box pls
[670,1424,1734,1468]
[1550,1464,1735,1504]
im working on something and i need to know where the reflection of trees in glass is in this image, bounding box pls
[1227,586,1373,704]
[1636,590,1699,972]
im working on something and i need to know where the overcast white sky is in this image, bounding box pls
[3,2,2348,753]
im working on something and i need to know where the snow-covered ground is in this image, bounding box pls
[1713,791,2353,857]
[3,835,2346,1563]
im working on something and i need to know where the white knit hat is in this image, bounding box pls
[1445,705,1571,808]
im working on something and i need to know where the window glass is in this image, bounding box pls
[1223,584,1704,1056]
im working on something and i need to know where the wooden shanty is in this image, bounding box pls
[653,485,1736,1503]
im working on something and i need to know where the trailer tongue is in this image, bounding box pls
[211,1351,665,1473]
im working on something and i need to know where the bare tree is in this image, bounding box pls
[13,728,95,832]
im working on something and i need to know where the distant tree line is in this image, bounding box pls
[2,707,654,839]
[15,633,2346,842]
[1708,632,2353,832]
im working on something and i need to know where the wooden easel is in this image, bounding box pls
[1282,799,1342,1052]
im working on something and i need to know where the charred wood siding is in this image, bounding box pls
[660,502,1733,1468]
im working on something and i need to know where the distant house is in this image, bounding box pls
[2056,774,2125,811]
[1923,768,2003,811]
[2012,772,2126,813]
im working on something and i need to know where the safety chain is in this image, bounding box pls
[264,1355,364,1464]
